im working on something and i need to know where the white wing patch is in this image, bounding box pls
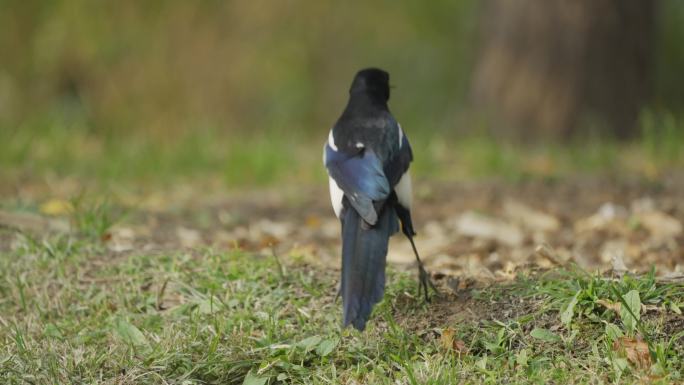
[328,130,338,151]
[395,171,412,210]
[398,123,404,148]
[328,177,344,218]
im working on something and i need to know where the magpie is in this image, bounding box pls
[323,68,437,331]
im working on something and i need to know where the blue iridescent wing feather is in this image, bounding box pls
[324,144,390,224]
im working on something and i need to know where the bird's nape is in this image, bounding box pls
[350,68,390,101]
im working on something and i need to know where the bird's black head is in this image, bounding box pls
[349,68,390,102]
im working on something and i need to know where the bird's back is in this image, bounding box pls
[332,102,401,171]
[325,68,413,331]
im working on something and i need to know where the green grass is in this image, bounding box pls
[2,113,684,193]
[0,122,322,188]
[1,224,682,384]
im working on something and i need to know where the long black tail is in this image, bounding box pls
[340,202,398,331]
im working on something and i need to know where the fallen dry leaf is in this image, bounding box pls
[574,202,629,234]
[454,211,524,247]
[286,244,319,263]
[0,210,70,232]
[256,219,292,238]
[636,211,682,240]
[641,304,662,313]
[259,234,281,248]
[439,327,455,349]
[39,198,73,216]
[503,200,560,232]
[659,272,684,284]
[630,197,656,213]
[597,299,621,313]
[534,244,565,266]
[597,299,663,315]
[612,336,651,370]
[106,227,136,252]
[305,215,321,229]
[176,227,201,248]
[440,328,469,354]
[607,246,629,274]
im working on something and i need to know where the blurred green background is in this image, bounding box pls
[1,0,683,188]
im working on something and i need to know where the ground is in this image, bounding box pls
[1,176,683,384]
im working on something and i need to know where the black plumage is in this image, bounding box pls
[324,68,436,331]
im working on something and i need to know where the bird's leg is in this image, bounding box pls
[407,235,438,302]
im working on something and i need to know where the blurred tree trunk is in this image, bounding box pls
[470,0,656,140]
